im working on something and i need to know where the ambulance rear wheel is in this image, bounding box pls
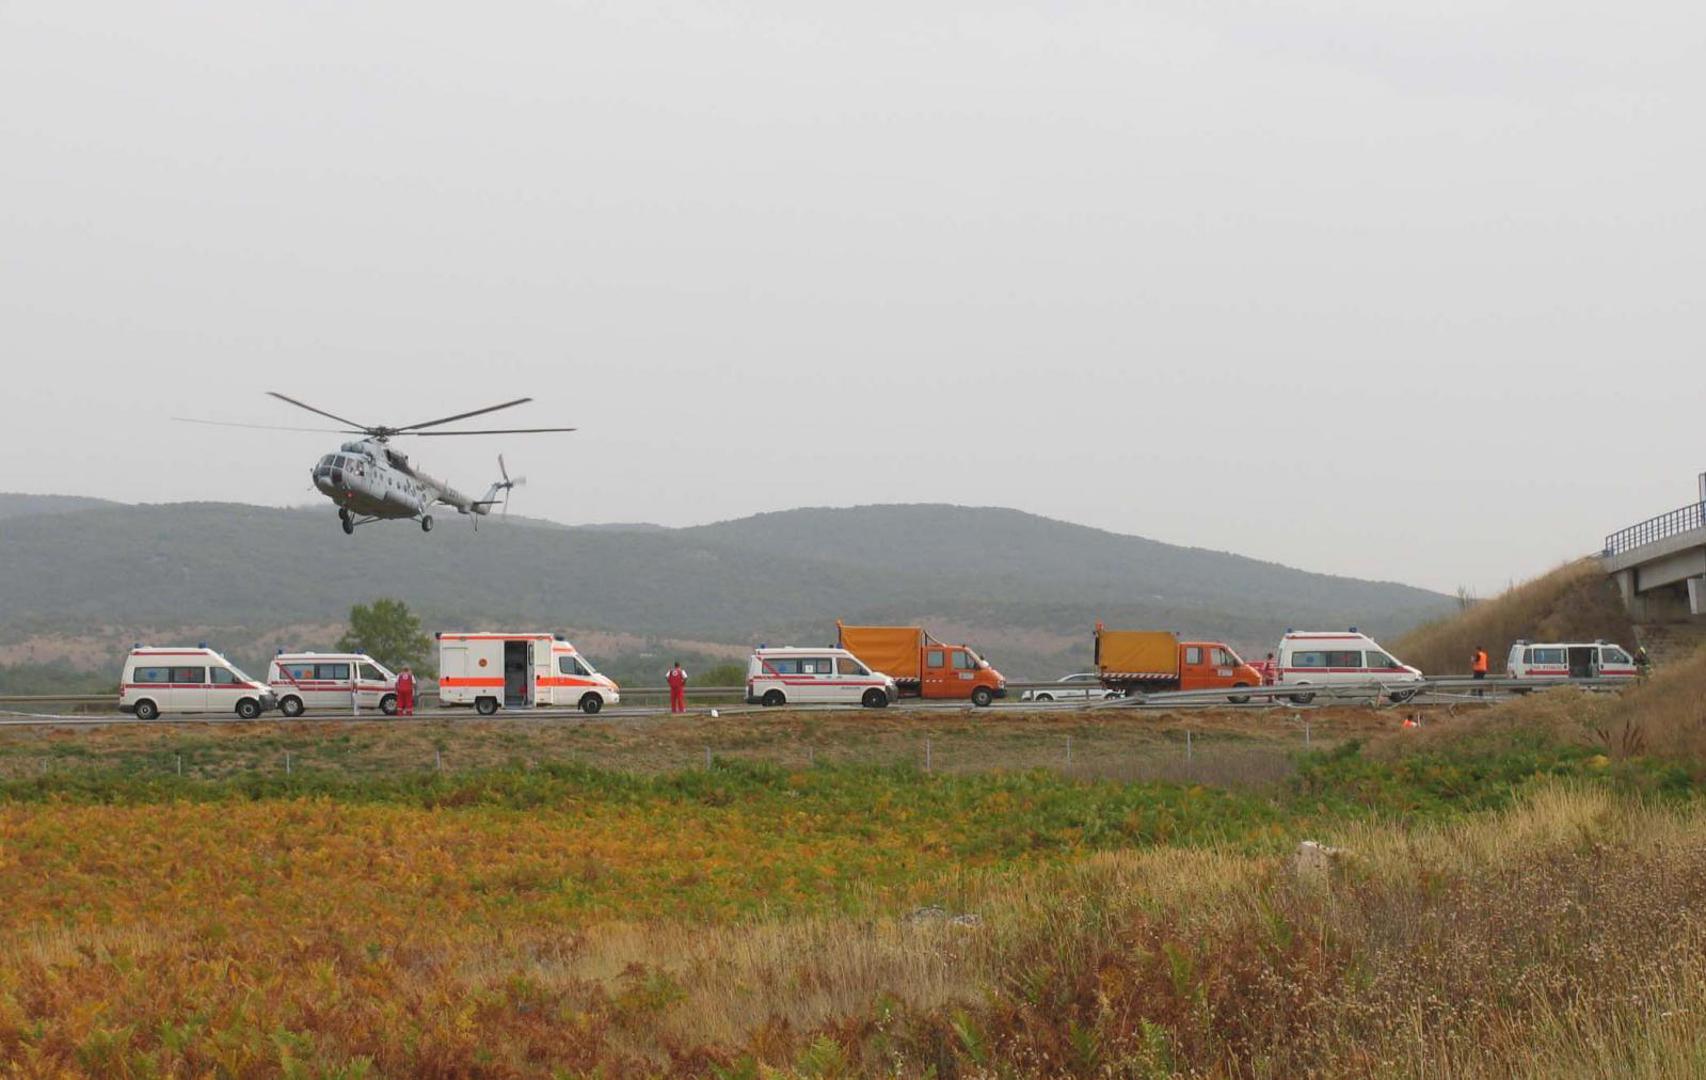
[971,686,994,708]
[475,696,499,716]
[341,517,354,535]
[761,690,786,708]
[862,688,889,709]
[279,695,304,718]
[1289,691,1316,705]
[579,693,603,715]
[133,699,159,721]
[421,515,434,533]
[1388,690,1418,704]
[379,694,397,716]
[235,698,261,720]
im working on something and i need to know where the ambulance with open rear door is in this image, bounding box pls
[436,632,620,715]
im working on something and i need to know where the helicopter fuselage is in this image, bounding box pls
[312,440,446,521]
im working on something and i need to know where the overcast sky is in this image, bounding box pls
[1,1,1701,594]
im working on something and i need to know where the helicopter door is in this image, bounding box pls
[503,640,531,708]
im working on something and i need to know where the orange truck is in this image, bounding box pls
[1094,624,1264,702]
[835,623,1007,707]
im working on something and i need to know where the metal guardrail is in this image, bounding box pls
[1604,500,1706,557]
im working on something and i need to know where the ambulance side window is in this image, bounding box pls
[767,658,799,675]
[359,663,386,681]
[132,666,171,684]
[316,663,351,680]
[208,668,240,685]
[171,667,206,683]
[559,656,589,676]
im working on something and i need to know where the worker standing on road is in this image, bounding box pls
[1471,646,1489,696]
[666,661,688,714]
[397,666,416,716]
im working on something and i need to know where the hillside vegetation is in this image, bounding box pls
[0,500,1452,676]
[1391,558,1634,675]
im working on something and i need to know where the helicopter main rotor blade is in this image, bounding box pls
[172,417,355,434]
[407,426,578,436]
[266,391,369,431]
[393,398,534,433]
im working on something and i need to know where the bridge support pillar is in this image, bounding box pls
[1613,568,1647,621]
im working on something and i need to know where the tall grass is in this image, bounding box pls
[1393,557,1634,675]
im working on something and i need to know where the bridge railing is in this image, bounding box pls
[1604,501,1706,557]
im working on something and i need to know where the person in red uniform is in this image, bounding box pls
[666,661,688,714]
[396,665,416,716]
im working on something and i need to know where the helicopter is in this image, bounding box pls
[179,392,576,534]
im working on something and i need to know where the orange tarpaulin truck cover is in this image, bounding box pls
[837,624,926,681]
[1095,628,1180,676]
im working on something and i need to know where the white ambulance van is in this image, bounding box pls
[268,652,399,717]
[1276,630,1424,704]
[745,646,898,708]
[1507,640,1639,681]
[436,632,621,715]
[119,645,277,720]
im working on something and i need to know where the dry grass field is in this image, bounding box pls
[0,704,1393,783]
[3,647,1706,1077]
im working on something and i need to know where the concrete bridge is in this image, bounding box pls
[1602,479,1706,623]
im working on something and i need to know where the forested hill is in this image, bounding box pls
[0,500,1452,674]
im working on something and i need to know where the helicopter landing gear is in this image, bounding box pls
[420,515,434,533]
[341,516,354,535]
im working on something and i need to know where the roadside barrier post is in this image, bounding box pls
[1066,735,1072,765]
[1186,729,1192,761]
[925,738,932,773]
[435,749,442,772]
[285,751,292,776]
[175,754,182,777]
[704,745,711,769]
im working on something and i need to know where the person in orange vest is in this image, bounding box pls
[666,661,688,714]
[1471,646,1489,696]
[396,665,416,716]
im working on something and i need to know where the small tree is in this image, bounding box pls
[337,598,431,672]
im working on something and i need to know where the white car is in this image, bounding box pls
[269,652,399,717]
[120,646,277,720]
[1507,640,1638,680]
[1277,630,1424,704]
[745,647,897,708]
[1021,673,1120,702]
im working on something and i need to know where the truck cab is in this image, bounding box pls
[919,643,1006,706]
[1177,641,1261,693]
